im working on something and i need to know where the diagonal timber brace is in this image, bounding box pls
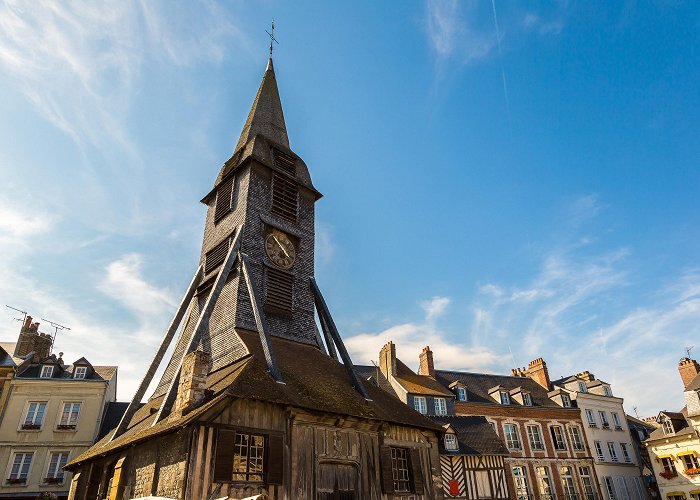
[310,277,370,400]
[110,264,203,441]
[240,252,284,383]
[152,226,244,425]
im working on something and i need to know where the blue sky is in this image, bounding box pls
[0,1,698,416]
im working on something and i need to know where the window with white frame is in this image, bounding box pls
[594,441,605,461]
[607,442,618,462]
[604,476,617,500]
[434,398,447,415]
[612,412,622,429]
[457,387,467,401]
[73,366,87,379]
[661,457,676,475]
[599,411,609,427]
[578,381,587,393]
[550,425,567,451]
[58,402,81,429]
[413,396,427,415]
[444,433,458,451]
[536,466,555,500]
[45,451,69,482]
[569,426,584,451]
[561,394,572,407]
[585,409,596,427]
[620,443,631,463]
[21,402,47,430]
[512,466,530,500]
[390,447,411,493]
[683,453,699,470]
[560,466,578,500]
[504,423,521,450]
[7,452,33,483]
[662,419,674,434]
[579,466,596,500]
[526,425,544,451]
[523,393,533,406]
[603,385,612,396]
[499,391,510,405]
[40,365,53,378]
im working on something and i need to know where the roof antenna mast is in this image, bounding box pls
[40,318,71,353]
[5,304,27,324]
[686,346,695,358]
[266,18,278,57]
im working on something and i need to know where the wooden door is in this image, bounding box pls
[317,462,358,500]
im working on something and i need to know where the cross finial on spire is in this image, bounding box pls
[266,18,278,57]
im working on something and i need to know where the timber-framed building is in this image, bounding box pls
[65,56,444,500]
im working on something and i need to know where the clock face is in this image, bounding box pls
[265,232,296,269]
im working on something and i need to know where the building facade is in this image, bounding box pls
[0,317,117,500]
[552,372,647,499]
[627,414,660,498]
[65,57,446,500]
[645,357,700,500]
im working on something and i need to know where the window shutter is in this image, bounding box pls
[379,446,395,494]
[410,448,424,494]
[214,177,234,222]
[213,429,235,482]
[267,434,284,485]
[271,173,298,222]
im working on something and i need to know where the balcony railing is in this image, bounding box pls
[6,478,27,484]
[20,423,41,430]
[56,424,77,430]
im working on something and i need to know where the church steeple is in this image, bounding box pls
[235,58,289,152]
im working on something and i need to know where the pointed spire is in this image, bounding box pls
[235,58,289,152]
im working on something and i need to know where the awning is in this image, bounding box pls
[677,451,698,458]
[689,491,700,496]
[657,454,676,461]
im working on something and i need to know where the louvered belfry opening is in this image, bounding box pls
[271,172,298,222]
[265,266,294,313]
[204,237,230,274]
[214,175,234,223]
[272,148,296,176]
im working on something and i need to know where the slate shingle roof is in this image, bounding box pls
[355,365,399,398]
[392,360,454,397]
[431,416,509,456]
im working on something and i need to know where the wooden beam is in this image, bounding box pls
[310,277,370,400]
[316,305,338,361]
[153,226,243,424]
[111,264,203,441]
[239,252,284,383]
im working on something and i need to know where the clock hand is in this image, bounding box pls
[272,235,291,258]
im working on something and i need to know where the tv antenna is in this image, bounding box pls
[686,346,694,358]
[41,318,71,352]
[633,406,640,418]
[5,305,27,323]
[266,18,278,57]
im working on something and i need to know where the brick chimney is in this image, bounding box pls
[511,367,527,377]
[418,346,435,378]
[175,350,211,413]
[14,316,52,360]
[678,358,700,388]
[379,342,397,379]
[525,358,551,390]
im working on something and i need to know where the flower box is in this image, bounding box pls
[6,478,26,484]
[660,470,678,479]
[685,467,700,476]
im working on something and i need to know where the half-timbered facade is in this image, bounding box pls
[65,57,445,500]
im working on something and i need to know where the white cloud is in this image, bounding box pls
[0,198,54,249]
[421,296,450,321]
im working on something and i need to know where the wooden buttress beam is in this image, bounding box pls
[110,264,203,441]
[310,277,370,400]
[153,226,244,424]
[239,252,284,383]
[316,304,338,361]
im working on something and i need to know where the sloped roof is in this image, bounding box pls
[431,416,509,456]
[648,410,692,440]
[97,402,138,441]
[355,365,399,399]
[435,370,561,408]
[392,360,454,397]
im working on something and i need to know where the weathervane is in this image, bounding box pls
[266,18,278,57]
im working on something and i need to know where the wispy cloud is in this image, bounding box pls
[421,296,450,321]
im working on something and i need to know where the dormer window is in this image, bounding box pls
[444,434,458,451]
[523,393,533,406]
[40,365,53,379]
[578,381,587,393]
[457,387,467,402]
[73,367,87,379]
[500,391,510,405]
[662,419,674,435]
[561,394,572,407]
[603,386,612,397]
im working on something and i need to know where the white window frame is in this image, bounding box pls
[512,466,531,500]
[568,425,585,451]
[620,443,631,463]
[434,397,447,415]
[523,393,533,406]
[604,476,617,500]
[504,423,521,450]
[500,391,510,405]
[44,450,70,483]
[6,451,33,483]
[457,387,467,401]
[561,394,572,407]
[73,366,87,379]
[560,466,577,498]
[579,466,596,500]
[662,418,674,434]
[413,396,427,415]
[612,412,622,429]
[40,365,54,378]
[550,425,567,451]
[599,411,609,427]
[526,424,544,451]
[19,401,48,430]
[585,409,597,427]
[578,381,587,393]
[57,401,82,430]
[607,441,618,462]
[444,433,458,450]
[594,441,605,461]
[536,465,555,499]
